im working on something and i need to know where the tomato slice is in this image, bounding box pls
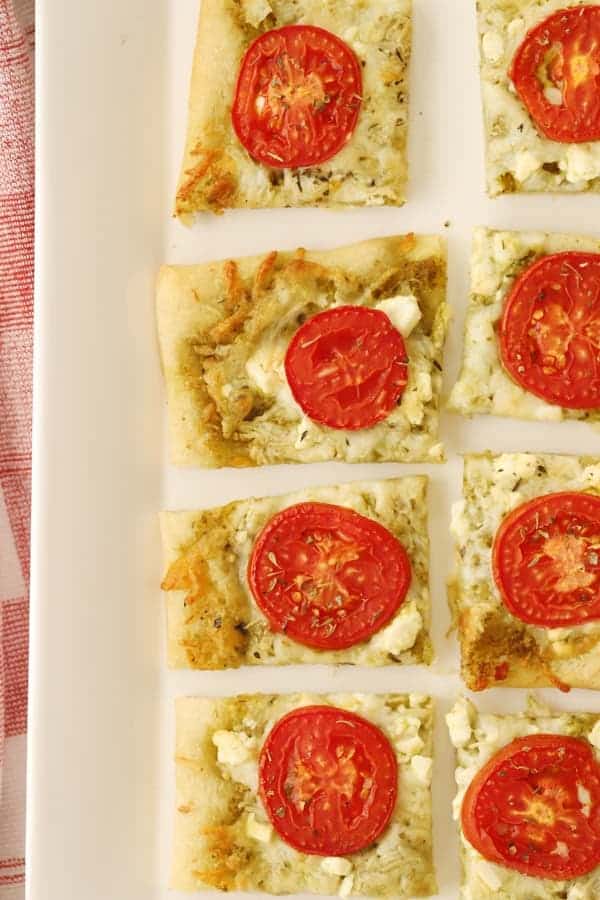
[248,502,411,650]
[492,491,600,628]
[499,251,600,410]
[510,5,600,143]
[231,25,362,169]
[284,306,409,431]
[462,734,600,880]
[259,705,398,855]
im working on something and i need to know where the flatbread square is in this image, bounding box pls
[449,451,600,691]
[478,0,600,197]
[175,0,411,217]
[448,226,600,425]
[157,235,448,467]
[447,696,600,899]
[173,692,436,896]
[161,476,432,669]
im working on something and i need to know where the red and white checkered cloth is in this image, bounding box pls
[0,0,34,895]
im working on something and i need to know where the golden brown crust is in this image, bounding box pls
[156,235,448,468]
[174,0,412,216]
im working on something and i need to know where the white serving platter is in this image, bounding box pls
[29,1,600,898]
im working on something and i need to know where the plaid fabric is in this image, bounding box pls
[0,0,34,895]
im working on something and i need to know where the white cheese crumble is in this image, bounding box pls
[474,859,505,890]
[240,0,272,27]
[375,295,422,337]
[339,875,354,897]
[446,698,472,748]
[565,144,600,185]
[482,31,503,63]
[212,730,253,766]
[410,755,433,785]
[514,150,541,183]
[370,601,422,656]
[321,857,353,877]
[245,812,273,843]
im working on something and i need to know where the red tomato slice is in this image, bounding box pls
[248,502,411,650]
[510,5,600,143]
[259,705,398,855]
[231,25,362,169]
[492,491,600,628]
[499,251,600,410]
[462,734,600,880]
[284,306,409,431]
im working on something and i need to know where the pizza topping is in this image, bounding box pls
[248,502,411,650]
[462,734,600,879]
[285,306,409,430]
[232,25,362,169]
[510,5,600,143]
[492,491,600,627]
[499,251,600,410]
[259,705,398,855]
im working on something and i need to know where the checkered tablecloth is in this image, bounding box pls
[0,0,34,895]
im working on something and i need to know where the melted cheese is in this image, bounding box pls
[243,290,446,464]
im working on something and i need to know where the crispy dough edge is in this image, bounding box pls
[157,234,447,468]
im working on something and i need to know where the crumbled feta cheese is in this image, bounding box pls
[410,755,433,785]
[474,860,504,890]
[588,720,600,750]
[514,151,541,183]
[506,17,524,40]
[212,730,253,766]
[241,0,272,28]
[544,86,563,106]
[339,875,354,897]
[409,693,428,708]
[482,31,504,63]
[565,144,600,184]
[321,857,353,877]
[376,295,422,337]
[492,453,538,488]
[371,602,422,656]
[245,813,273,843]
[446,699,473,748]
[397,733,425,755]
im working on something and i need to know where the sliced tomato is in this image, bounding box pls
[462,734,600,880]
[259,705,398,855]
[510,5,600,143]
[284,306,409,431]
[231,25,362,169]
[499,251,600,410]
[492,491,600,628]
[248,502,411,650]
